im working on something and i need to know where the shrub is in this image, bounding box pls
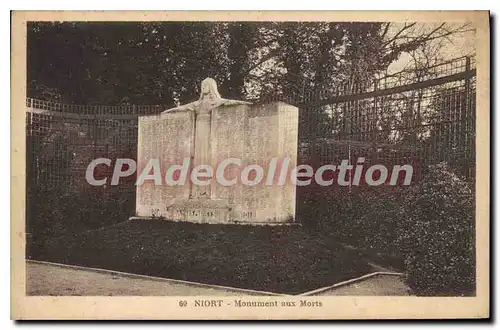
[27,183,135,240]
[296,186,363,239]
[297,184,406,256]
[352,187,404,255]
[397,162,475,296]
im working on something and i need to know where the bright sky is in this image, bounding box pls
[387,22,476,74]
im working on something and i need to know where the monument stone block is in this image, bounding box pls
[135,78,298,224]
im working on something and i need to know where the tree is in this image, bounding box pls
[28,21,473,108]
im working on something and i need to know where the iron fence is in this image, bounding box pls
[286,56,476,181]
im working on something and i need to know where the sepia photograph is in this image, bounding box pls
[11,10,490,320]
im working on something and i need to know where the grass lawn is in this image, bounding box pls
[27,219,374,294]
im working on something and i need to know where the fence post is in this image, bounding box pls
[461,56,472,179]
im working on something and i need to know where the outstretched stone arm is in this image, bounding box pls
[161,101,198,114]
[219,99,252,106]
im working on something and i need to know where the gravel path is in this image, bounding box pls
[310,274,410,296]
[26,261,274,296]
[26,260,409,296]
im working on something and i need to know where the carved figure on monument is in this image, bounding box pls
[162,77,251,115]
[162,78,250,199]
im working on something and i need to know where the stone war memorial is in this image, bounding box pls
[136,78,299,224]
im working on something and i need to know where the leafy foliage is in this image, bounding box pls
[296,159,475,289]
[298,185,405,254]
[396,162,475,296]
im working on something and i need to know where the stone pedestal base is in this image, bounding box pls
[128,216,301,226]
